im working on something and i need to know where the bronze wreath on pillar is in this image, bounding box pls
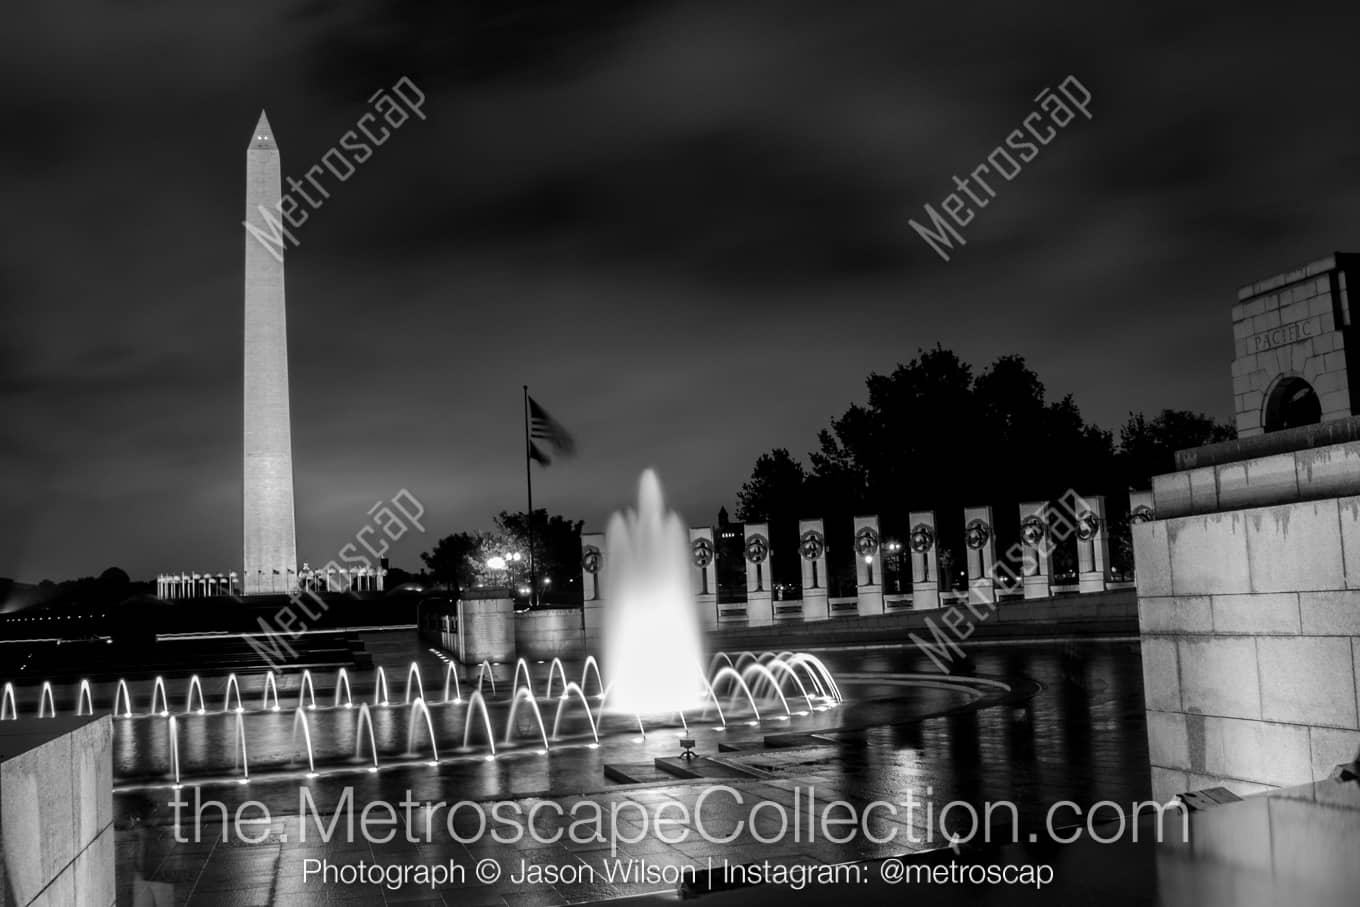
[799,530,825,560]
[691,537,714,568]
[744,534,769,564]
[909,523,934,553]
[1076,511,1102,542]
[1020,515,1047,547]
[1129,504,1155,524]
[581,545,602,574]
[853,526,880,557]
[965,519,991,550]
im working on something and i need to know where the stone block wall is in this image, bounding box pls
[1134,488,1360,801]
[1231,254,1356,437]
[455,596,515,665]
[1,715,114,907]
[515,609,586,660]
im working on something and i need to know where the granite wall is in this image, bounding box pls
[1,715,114,907]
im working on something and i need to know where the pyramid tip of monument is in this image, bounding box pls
[249,110,276,150]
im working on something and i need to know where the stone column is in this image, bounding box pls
[690,527,718,631]
[908,510,941,609]
[743,522,773,626]
[580,532,605,653]
[798,519,828,621]
[853,515,884,616]
[1129,489,1154,524]
[456,591,515,665]
[1019,501,1053,599]
[964,505,997,603]
[1076,494,1111,593]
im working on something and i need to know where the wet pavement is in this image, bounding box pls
[112,633,1150,905]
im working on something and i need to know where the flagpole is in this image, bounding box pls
[523,385,537,607]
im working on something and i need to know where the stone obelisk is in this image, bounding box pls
[242,111,298,594]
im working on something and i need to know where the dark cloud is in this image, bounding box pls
[4,0,1360,581]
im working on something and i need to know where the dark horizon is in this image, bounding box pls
[6,2,1360,583]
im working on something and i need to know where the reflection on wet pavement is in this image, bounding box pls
[115,634,1149,905]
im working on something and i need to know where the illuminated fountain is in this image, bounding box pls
[546,658,569,700]
[292,708,317,776]
[186,675,206,714]
[551,682,599,743]
[602,469,705,716]
[462,691,497,758]
[511,659,534,699]
[505,687,550,753]
[150,676,169,716]
[335,668,353,708]
[3,648,843,788]
[442,663,462,703]
[77,679,94,716]
[407,698,440,765]
[167,715,181,787]
[355,703,379,772]
[403,663,425,704]
[233,711,250,783]
[475,661,496,697]
[224,674,243,712]
[298,670,317,710]
[262,672,280,711]
[373,666,391,706]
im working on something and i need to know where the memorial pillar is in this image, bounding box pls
[743,522,773,626]
[964,505,997,603]
[1076,494,1111,593]
[690,527,718,631]
[580,532,605,653]
[798,519,828,621]
[908,510,941,610]
[853,515,885,616]
[1019,501,1054,599]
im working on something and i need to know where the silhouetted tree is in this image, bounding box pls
[420,510,583,606]
[735,448,810,521]
[739,346,1119,528]
[493,510,584,605]
[420,532,485,592]
[99,566,130,587]
[1117,409,1236,490]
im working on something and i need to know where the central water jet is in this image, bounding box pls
[602,469,704,716]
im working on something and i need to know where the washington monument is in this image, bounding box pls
[242,111,298,594]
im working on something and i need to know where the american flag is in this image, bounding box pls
[527,395,576,466]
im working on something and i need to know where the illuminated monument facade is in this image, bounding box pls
[241,111,298,594]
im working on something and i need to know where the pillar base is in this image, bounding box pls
[695,594,718,631]
[746,592,773,626]
[968,579,997,603]
[1078,573,1108,594]
[911,583,940,610]
[802,591,829,621]
[856,586,884,616]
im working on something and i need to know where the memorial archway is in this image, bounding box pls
[1262,375,1321,432]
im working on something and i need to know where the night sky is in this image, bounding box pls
[4,2,1360,583]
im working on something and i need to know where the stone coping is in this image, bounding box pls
[1235,251,1347,300]
[1174,413,1360,471]
[1158,430,1360,519]
[0,714,104,762]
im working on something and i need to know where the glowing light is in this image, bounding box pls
[602,470,706,716]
